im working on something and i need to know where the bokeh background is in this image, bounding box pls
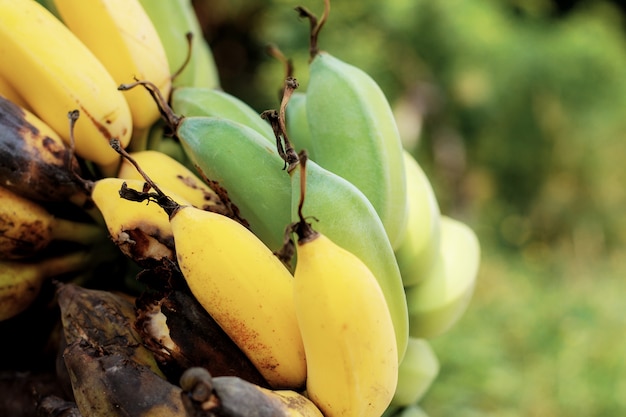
[193,0,626,415]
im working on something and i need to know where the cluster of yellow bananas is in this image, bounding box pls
[0,0,481,416]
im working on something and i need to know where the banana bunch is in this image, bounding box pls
[0,0,482,416]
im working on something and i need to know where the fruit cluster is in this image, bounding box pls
[0,0,481,416]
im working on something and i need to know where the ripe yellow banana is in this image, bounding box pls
[54,0,171,138]
[0,95,87,204]
[0,79,30,110]
[0,0,132,173]
[394,150,442,287]
[390,338,439,408]
[0,250,97,321]
[289,156,398,417]
[90,177,182,266]
[116,150,239,219]
[406,215,481,339]
[0,185,104,260]
[167,204,306,389]
[115,170,306,389]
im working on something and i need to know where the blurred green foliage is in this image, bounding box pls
[194,0,626,415]
[197,0,626,259]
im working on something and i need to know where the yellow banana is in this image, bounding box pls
[288,155,398,417]
[406,215,481,339]
[0,250,98,321]
[390,338,439,408]
[0,79,30,111]
[0,185,104,260]
[180,367,323,417]
[0,0,132,173]
[90,177,182,266]
[116,150,239,219]
[116,172,306,390]
[170,205,305,389]
[394,150,442,287]
[54,0,171,137]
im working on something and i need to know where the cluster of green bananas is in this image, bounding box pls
[0,0,481,416]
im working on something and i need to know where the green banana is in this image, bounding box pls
[394,150,442,287]
[176,116,292,252]
[298,2,408,249]
[138,0,220,89]
[170,86,276,141]
[390,338,439,408]
[406,215,481,339]
[284,91,313,152]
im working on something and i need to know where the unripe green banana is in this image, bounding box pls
[301,5,408,248]
[138,0,220,89]
[406,216,481,339]
[394,150,441,287]
[176,116,292,252]
[171,86,275,141]
[390,338,439,408]
[284,91,313,152]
